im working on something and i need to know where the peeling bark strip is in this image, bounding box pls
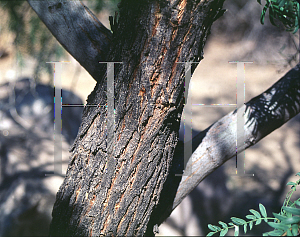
[49,0,225,236]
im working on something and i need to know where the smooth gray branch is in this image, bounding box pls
[27,0,112,82]
[173,64,300,211]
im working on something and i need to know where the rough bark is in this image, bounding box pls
[48,0,225,236]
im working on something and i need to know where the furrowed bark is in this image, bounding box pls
[27,0,112,82]
[49,0,225,236]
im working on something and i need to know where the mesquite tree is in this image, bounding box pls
[27,0,300,236]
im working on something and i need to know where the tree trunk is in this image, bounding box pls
[49,0,225,236]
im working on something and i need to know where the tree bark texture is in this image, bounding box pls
[49,0,225,236]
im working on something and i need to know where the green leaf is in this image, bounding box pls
[263,230,285,236]
[283,206,300,215]
[231,217,246,225]
[207,232,215,237]
[257,0,300,33]
[292,24,299,33]
[246,215,256,220]
[274,230,285,235]
[267,222,289,231]
[257,0,262,5]
[249,221,253,230]
[292,223,299,236]
[255,218,262,225]
[208,224,219,232]
[228,222,234,226]
[259,203,268,218]
[220,228,228,236]
[287,182,297,186]
[234,225,239,236]
[243,223,247,234]
[273,212,288,222]
[269,7,278,26]
[295,200,300,207]
[281,216,300,225]
[286,228,293,236]
[250,209,261,219]
[278,0,288,8]
[273,230,285,236]
[296,172,300,176]
[286,209,293,218]
[261,3,269,25]
[218,221,228,229]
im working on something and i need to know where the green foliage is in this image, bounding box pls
[257,0,300,33]
[207,172,300,236]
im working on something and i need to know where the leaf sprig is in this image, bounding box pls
[207,172,300,236]
[257,0,300,33]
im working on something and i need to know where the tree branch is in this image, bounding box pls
[27,0,112,82]
[150,64,300,228]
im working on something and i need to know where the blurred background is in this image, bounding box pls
[0,0,299,236]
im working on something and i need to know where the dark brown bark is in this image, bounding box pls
[49,0,225,236]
